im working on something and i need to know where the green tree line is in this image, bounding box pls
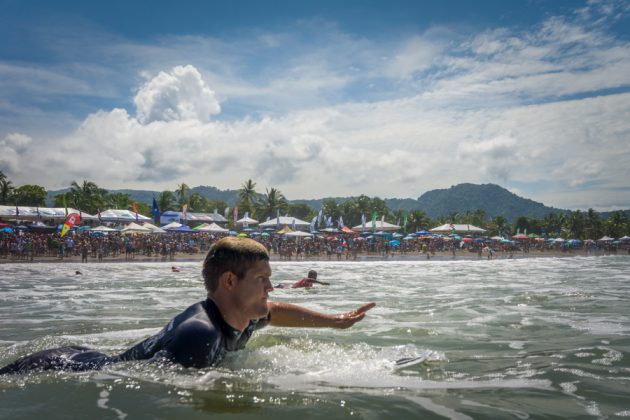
[1,170,628,238]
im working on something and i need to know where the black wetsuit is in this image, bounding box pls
[0,299,269,375]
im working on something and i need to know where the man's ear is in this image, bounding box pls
[218,271,237,290]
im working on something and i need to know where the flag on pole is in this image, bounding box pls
[310,216,317,233]
[152,197,160,218]
[233,206,238,222]
[291,218,296,230]
[183,204,188,223]
[60,213,80,238]
[132,202,139,222]
[243,212,249,228]
[371,211,377,233]
[338,216,344,229]
[403,212,408,234]
[361,213,366,230]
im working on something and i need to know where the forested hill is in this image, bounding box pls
[412,183,566,221]
[47,183,626,223]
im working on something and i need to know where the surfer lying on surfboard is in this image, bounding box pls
[1,238,375,375]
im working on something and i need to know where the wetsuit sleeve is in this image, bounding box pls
[159,320,223,368]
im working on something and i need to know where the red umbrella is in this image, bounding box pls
[461,237,474,242]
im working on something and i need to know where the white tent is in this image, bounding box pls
[90,225,117,232]
[598,235,614,241]
[259,216,311,229]
[284,231,313,237]
[121,222,151,233]
[99,209,152,223]
[161,222,183,230]
[430,224,487,234]
[351,220,401,232]
[142,222,167,233]
[236,216,259,226]
[0,205,98,221]
[196,222,229,233]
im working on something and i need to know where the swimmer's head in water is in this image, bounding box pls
[202,237,270,292]
[307,270,317,280]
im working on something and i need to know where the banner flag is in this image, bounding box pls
[403,212,408,234]
[371,211,377,233]
[152,197,160,218]
[60,213,81,238]
[132,202,139,222]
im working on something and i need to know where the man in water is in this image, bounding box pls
[0,237,374,374]
[276,270,330,289]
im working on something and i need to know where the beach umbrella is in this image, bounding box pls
[389,240,400,246]
[1,227,14,233]
[461,237,473,243]
[261,232,270,237]
[237,233,248,237]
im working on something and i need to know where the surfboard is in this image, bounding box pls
[394,354,429,369]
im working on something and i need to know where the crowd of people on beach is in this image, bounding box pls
[1,228,628,263]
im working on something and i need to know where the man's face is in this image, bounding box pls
[232,259,273,320]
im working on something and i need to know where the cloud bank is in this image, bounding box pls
[1,2,629,211]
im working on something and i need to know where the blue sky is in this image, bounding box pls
[1,0,629,210]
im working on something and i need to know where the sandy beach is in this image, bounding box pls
[2,248,626,265]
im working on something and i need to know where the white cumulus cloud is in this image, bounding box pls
[133,65,221,124]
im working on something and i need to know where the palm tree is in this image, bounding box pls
[158,191,175,212]
[69,180,106,213]
[189,192,208,212]
[104,192,132,210]
[489,215,510,237]
[0,171,14,205]
[409,210,431,232]
[256,187,288,220]
[238,179,258,215]
[176,183,190,208]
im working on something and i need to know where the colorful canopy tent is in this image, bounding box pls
[429,224,486,234]
[351,220,401,232]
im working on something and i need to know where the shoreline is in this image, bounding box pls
[1,249,627,264]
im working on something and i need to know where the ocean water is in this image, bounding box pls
[1,256,629,419]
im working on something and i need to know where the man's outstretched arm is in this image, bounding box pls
[267,302,375,329]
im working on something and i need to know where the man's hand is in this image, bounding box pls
[330,302,376,329]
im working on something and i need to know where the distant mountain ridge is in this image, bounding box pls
[46,183,626,222]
